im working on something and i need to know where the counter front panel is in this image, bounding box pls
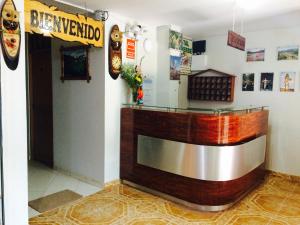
[120,106,269,211]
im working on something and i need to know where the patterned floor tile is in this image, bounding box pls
[29,174,300,225]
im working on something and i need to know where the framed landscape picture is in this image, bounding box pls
[169,30,182,50]
[246,48,265,62]
[277,46,299,61]
[60,46,91,82]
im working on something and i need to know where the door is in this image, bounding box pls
[28,34,53,167]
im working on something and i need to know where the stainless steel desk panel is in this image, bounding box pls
[137,135,266,181]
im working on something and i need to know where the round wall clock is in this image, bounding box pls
[109,25,122,80]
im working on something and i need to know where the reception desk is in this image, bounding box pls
[120,105,269,211]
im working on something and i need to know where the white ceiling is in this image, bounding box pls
[58,0,300,38]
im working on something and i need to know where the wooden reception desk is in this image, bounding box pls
[120,105,269,211]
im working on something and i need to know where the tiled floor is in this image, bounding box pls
[29,173,300,225]
[28,161,102,218]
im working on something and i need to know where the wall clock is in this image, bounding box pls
[109,25,122,80]
[0,0,21,70]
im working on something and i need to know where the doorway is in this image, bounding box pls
[28,34,54,167]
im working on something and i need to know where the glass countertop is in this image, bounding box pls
[123,103,268,115]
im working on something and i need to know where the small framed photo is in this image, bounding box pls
[242,73,255,91]
[246,48,265,62]
[277,46,299,61]
[260,73,274,91]
[280,72,296,92]
[60,46,91,82]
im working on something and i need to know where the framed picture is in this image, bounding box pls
[170,55,181,80]
[280,72,296,92]
[60,46,91,82]
[242,73,255,91]
[169,30,182,50]
[277,46,299,61]
[246,48,265,62]
[260,73,274,91]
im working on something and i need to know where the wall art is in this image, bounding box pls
[260,73,273,91]
[169,30,182,51]
[109,25,122,80]
[280,72,296,92]
[170,55,181,80]
[0,0,21,70]
[277,46,299,61]
[180,37,192,75]
[60,46,90,82]
[247,48,265,62]
[242,73,255,91]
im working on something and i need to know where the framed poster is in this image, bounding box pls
[60,46,91,82]
[260,73,274,91]
[247,48,265,62]
[169,30,182,50]
[180,37,192,75]
[280,72,296,92]
[170,55,181,80]
[242,73,255,91]
[277,46,299,61]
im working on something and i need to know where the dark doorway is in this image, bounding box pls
[28,34,53,168]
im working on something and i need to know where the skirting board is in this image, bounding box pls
[54,166,103,188]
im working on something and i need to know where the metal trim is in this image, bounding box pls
[122,180,258,212]
[137,135,266,181]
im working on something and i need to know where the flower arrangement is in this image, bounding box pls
[121,63,144,104]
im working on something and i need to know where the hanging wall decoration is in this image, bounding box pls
[180,37,192,75]
[247,48,265,62]
[170,55,181,80]
[0,0,21,70]
[109,25,122,80]
[280,72,296,92]
[227,31,245,51]
[24,0,104,47]
[277,46,299,61]
[169,30,182,51]
[242,73,255,91]
[126,38,136,60]
[260,73,273,91]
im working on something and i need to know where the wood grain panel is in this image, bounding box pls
[120,108,269,207]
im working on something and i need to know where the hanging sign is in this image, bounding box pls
[126,38,136,60]
[227,30,245,51]
[24,0,104,47]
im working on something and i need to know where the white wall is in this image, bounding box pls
[186,26,300,176]
[52,39,105,184]
[51,12,157,184]
[104,13,157,183]
[1,0,28,224]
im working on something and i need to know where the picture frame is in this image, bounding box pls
[60,45,91,82]
[277,46,299,61]
[246,48,265,62]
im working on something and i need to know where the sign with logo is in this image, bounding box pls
[227,30,245,51]
[24,0,104,47]
[126,38,136,59]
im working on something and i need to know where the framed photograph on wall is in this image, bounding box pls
[60,46,91,82]
[242,73,255,91]
[260,73,274,91]
[246,48,265,62]
[277,46,299,61]
[280,72,296,92]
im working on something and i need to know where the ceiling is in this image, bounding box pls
[57,0,300,38]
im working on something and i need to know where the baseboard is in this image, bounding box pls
[104,179,121,188]
[53,166,104,188]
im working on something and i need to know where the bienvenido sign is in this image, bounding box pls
[24,0,104,47]
[227,30,245,51]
